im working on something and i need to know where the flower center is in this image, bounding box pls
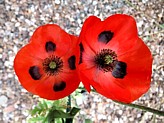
[94,49,117,72]
[43,55,63,76]
[104,55,114,64]
[49,61,56,69]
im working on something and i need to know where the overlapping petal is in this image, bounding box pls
[78,14,153,103]
[14,24,80,100]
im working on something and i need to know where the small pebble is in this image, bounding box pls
[0,95,8,106]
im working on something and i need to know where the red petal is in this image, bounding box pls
[30,24,73,57]
[14,44,44,92]
[14,25,80,100]
[118,38,152,72]
[105,14,138,55]
[81,14,138,54]
[81,67,131,102]
[35,71,80,100]
[79,16,103,52]
[78,14,152,103]
[78,16,100,43]
[93,71,151,103]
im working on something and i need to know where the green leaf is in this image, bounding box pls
[53,100,60,107]
[38,102,44,109]
[30,99,52,116]
[42,100,49,109]
[30,106,42,116]
[70,107,80,116]
[159,24,164,28]
[85,119,93,123]
[28,116,46,123]
[48,109,73,119]
[55,118,64,123]
[47,107,80,123]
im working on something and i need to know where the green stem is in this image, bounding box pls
[66,95,71,112]
[114,101,164,116]
[79,87,164,116]
[66,95,73,123]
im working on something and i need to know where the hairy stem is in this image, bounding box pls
[78,87,164,116]
[114,101,164,116]
[66,95,73,123]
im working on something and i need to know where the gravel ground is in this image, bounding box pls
[0,0,164,123]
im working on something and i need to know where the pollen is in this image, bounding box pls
[43,55,63,76]
[49,61,56,69]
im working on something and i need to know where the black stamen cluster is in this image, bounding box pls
[94,49,117,72]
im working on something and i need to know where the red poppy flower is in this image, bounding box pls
[77,14,153,103]
[14,24,80,100]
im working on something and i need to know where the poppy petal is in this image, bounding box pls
[78,14,153,103]
[81,14,139,55]
[34,71,80,100]
[14,24,80,100]
[30,24,72,57]
[119,38,152,73]
[14,44,45,92]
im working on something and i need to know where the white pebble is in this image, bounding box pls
[4,61,10,67]
[15,22,20,27]
[8,73,13,78]
[93,1,97,5]
[55,0,60,4]
[118,110,123,115]
[0,95,8,106]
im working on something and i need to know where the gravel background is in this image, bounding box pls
[0,0,164,123]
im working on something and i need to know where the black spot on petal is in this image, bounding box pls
[68,55,76,70]
[29,66,42,80]
[98,31,114,44]
[79,42,84,52]
[45,41,56,52]
[53,81,66,92]
[112,61,127,79]
[79,42,84,64]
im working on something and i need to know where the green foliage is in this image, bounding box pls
[30,100,49,117]
[27,97,80,123]
[70,107,80,116]
[85,119,93,123]
[47,107,80,122]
